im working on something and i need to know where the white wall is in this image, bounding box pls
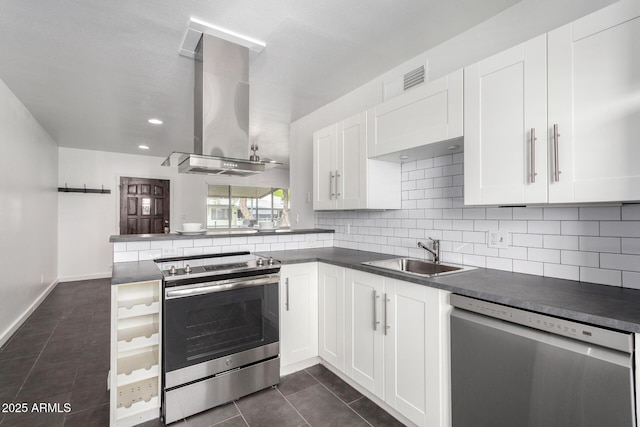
[58,147,289,280]
[289,0,619,229]
[0,78,58,346]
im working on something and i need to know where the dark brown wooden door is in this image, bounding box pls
[120,177,170,235]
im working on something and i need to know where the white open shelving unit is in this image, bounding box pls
[110,280,162,427]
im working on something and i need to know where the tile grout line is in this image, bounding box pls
[275,386,313,427]
[233,400,251,427]
[313,381,375,427]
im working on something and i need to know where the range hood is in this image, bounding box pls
[163,31,280,176]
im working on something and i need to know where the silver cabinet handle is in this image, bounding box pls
[530,128,537,184]
[553,124,561,182]
[384,293,390,335]
[330,171,335,199]
[335,170,341,198]
[373,290,380,331]
[285,278,290,311]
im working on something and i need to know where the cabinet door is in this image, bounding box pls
[318,263,345,371]
[464,35,548,206]
[548,0,640,203]
[313,125,337,210]
[280,263,318,368]
[369,69,464,158]
[384,279,449,427]
[336,112,367,210]
[345,269,384,399]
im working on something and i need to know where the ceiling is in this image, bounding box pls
[0,0,519,166]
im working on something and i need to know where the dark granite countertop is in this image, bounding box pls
[258,247,640,333]
[112,260,162,285]
[109,228,333,243]
[109,247,640,333]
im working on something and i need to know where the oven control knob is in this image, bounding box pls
[257,258,264,266]
[185,264,192,274]
[169,265,177,275]
[225,358,232,366]
[268,257,275,266]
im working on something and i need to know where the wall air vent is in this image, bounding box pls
[403,65,425,91]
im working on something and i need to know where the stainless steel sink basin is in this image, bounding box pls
[362,258,475,278]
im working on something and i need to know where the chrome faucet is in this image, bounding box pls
[418,237,440,264]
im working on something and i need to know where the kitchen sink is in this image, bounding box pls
[362,258,475,278]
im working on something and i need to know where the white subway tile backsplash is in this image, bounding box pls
[452,152,464,164]
[425,167,443,178]
[172,239,194,248]
[528,221,560,235]
[442,252,463,264]
[601,221,640,237]
[623,271,640,289]
[114,251,138,263]
[499,246,528,260]
[443,164,463,176]
[443,230,463,242]
[443,186,463,198]
[463,254,486,268]
[443,209,463,220]
[544,263,579,281]
[579,206,620,221]
[452,220,474,231]
[513,260,543,276]
[579,237,620,253]
[126,241,150,251]
[486,208,513,220]
[433,176,451,188]
[463,231,486,244]
[528,248,560,264]
[487,257,513,272]
[462,208,485,220]
[433,220,452,230]
[183,247,204,256]
[560,221,599,236]
[474,244,499,257]
[113,242,127,252]
[401,161,417,172]
[193,238,214,247]
[601,253,640,272]
[474,220,499,231]
[622,238,640,254]
[543,235,578,250]
[434,155,452,167]
[416,158,434,169]
[560,250,599,267]
[622,204,640,220]
[512,233,543,248]
[580,267,621,287]
[408,169,425,180]
[543,207,579,221]
[498,220,528,233]
[513,207,543,220]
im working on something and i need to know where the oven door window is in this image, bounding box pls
[164,282,278,372]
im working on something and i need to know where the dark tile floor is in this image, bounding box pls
[0,279,406,427]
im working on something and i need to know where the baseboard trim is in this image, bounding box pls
[280,356,320,376]
[0,279,59,348]
[57,272,112,282]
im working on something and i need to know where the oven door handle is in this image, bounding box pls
[165,274,280,299]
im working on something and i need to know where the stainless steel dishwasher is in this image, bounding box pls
[450,294,636,427]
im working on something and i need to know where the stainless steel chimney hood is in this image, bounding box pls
[163,26,279,176]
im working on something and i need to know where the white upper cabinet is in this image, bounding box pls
[464,35,548,206]
[313,111,401,211]
[368,69,463,160]
[547,0,640,203]
[465,0,640,205]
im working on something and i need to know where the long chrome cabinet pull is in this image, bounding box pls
[285,278,290,311]
[335,170,341,199]
[373,290,380,331]
[530,128,537,184]
[329,172,335,199]
[384,293,390,335]
[553,124,561,182]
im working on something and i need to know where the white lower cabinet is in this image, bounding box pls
[318,263,346,371]
[110,280,162,427]
[280,263,318,372]
[344,268,451,427]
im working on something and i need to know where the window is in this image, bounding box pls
[206,185,290,229]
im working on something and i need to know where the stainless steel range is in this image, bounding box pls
[157,252,281,424]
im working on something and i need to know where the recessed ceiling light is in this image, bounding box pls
[400,155,410,161]
[448,144,461,151]
[138,145,150,150]
[148,118,163,125]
